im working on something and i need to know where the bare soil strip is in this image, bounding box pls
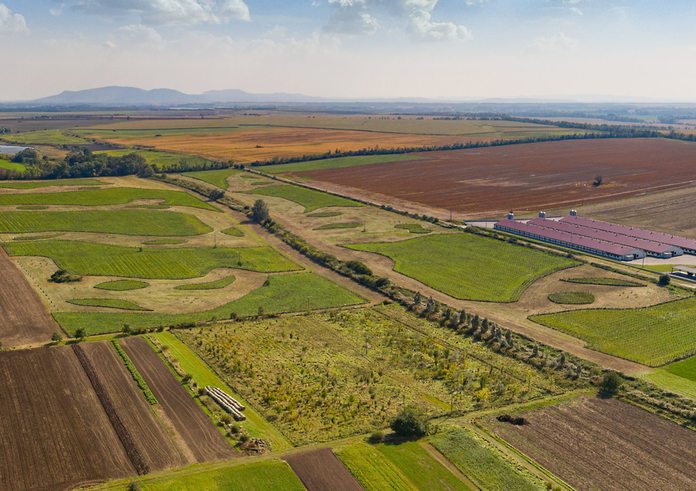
[0,247,57,346]
[80,341,188,473]
[489,396,696,491]
[120,336,236,464]
[0,347,134,491]
[284,448,366,491]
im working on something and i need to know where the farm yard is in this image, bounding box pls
[293,138,696,217]
[530,297,696,366]
[346,233,577,302]
[488,396,696,491]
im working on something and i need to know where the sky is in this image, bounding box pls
[0,0,695,101]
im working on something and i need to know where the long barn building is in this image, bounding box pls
[493,211,690,261]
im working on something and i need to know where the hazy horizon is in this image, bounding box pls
[1,1,694,101]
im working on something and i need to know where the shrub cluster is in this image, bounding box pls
[111,340,158,405]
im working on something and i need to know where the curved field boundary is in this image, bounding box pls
[72,343,150,475]
[284,448,365,491]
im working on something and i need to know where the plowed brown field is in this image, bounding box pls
[489,396,696,491]
[284,448,365,491]
[80,341,188,473]
[299,138,696,217]
[0,248,57,347]
[0,346,134,491]
[120,336,236,463]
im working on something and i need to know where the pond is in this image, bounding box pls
[0,145,30,156]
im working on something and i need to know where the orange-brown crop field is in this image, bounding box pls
[295,138,696,218]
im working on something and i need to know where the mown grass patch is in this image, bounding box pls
[347,234,577,302]
[246,185,362,213]
[13,233,64,241]
[174,276,235,290]
[640,370,696,400]
[548,292,595,305]
[261,154,425,174]
[221,227,244,237]
[666,354,696,382]
[126,204,171,210]
[95,280,149,291]
[183,168,238,189]
[431,428,542,491]
[67,298,151,311]
[5,240,299,279]
[530,297,696,366]
[0,159,25,173]
[0,179,104,189]
[53,273,363,336]
[143,239,186,245]
[0,187,216,210]
[138,460,304,491]
[337,443,415,491]
[307,211,342,218]
[395,223,431,234]
[0,210,212,236]
[16,205,49,210]
[378,441,470,491]
[315,222,362,230]
[4,130,89,145]
[561,277,645,287]
[151,331,293,450]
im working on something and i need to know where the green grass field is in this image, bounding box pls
[347,234,577,302]
[0,159,25,173]
[221,227,244,237]
[395,223,431,234]
[640,369,696,400]
[666,354,696,382]
[67,298,151,311]
[95,280,149,291]
[315,222,362,230]
[54,273,364,335]
[0,210,212,236]
[560,277,645,287]
[337,443,416,491]
[0,179,104,189]
[307,211,342,218]
[174,276,236,290]
[530,298,696,366]
[183,168,238,189]
[96,149,215,170]
[378,441,470,491]
[246,185,362,213]
[143,239,186,245]
[548,292,595,305]
[0,187,216,210]
[126,204,171,210]
[137,460,304,491]
[5,130,89,145]
[151,331,292,450]
[5,240,298,279]
[260,154,425,174]
[431,428,542,491]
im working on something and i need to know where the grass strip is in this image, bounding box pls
[16,205,49,210]
[183,168,238,189]
[548,292,595,305]
[174,276,235,290]
[261,154,425,174]
[221,227,244,237]
[111,339,158,405]
[337,443,416,491]
[315,222,362,230]
[143,239,186,245]
[246,185,362,213]
[68,298,152,311]
[95,280,149,291]
[0,179,104,189]
[395,223,431,234]
[560,277,645,287]
[307,211,342,218]
[13,233,64,241]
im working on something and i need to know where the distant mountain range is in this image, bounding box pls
[31,86,326,105]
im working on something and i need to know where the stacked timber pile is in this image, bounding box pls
[206,386,246,421]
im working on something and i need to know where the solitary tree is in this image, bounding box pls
[75,328,86,340]
[390,406,430,437]
[658,274,671,286]
[209,189,225,201]
[600,371,623,395]
[252,199,270,223]
[51,332,62,343]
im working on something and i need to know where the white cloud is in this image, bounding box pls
[72,0,251,25]
[0,3,29,34]
[325,0,470,41]
[114,24,162,44]
[530,32,578,52]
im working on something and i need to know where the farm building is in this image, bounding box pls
[494,211,685,260]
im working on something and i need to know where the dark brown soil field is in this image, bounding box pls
[489,396,696,491]
[80,341,188,473]
[0,248,58,347]
[284,448,365,491]
[0,346,134,491]
[120,336,236,464]
[299,139,696,217]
